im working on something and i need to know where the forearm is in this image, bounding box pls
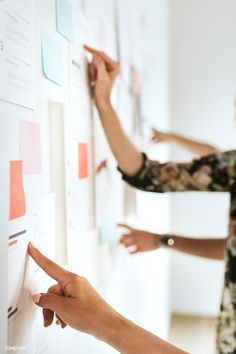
[162,235,226,260]
[101,313,187,354]
[96,100,143,176]
[169,134,219,157]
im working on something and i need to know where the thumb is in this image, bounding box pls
[93,56,107,79]
[32,293,64,313]
[88,62,96,82]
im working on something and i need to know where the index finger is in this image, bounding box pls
[28,242,69,283]
[117,223,135,231]
[84,45,117,68]
[83,45,100,56]
[151,127,158,134]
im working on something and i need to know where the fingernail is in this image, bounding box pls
[29,241,36,248]
[32,293,42,304]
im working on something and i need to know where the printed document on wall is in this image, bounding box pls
[0,151,9,353]
[0,0,36,109]
[65,10,94,248]
[7,194,56,352]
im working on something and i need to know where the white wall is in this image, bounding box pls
[169,0,236,315]
[0,1,172,353]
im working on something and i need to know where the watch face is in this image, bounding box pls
[167,238,175,246]
[160,235,174,247]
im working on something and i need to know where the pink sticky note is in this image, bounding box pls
[19,120,42,174]
[131,68,141,96]
[78,143,88,179]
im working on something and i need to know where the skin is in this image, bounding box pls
[151,129,219,158]
[84,45,231,176]
[85,45,229,261]
[118,224,226,260]
[84,45,144,177]
[28,242,187,354]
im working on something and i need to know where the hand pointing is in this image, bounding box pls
[28,242,122,339]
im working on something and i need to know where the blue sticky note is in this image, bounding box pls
[99,212,115,245]
[41,32,64,86]
[56,0,73,42]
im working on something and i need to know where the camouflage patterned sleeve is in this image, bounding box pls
[118,151,236,193]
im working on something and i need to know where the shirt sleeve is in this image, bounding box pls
[118,151,236,193]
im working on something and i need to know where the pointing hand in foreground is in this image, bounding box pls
[28,242,187,354]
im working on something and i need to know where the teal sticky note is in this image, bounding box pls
[56,0,73,42]
[99,212,115,245]
[41,32,64,86]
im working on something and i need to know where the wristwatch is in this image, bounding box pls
[160,234,175,248]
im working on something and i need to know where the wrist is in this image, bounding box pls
[153,234,161,248]
[165,132,176,142]
[98,311,131,351]
[171,133,183,144]
[95,97,112,111]
[160,234,175,248]
[101,314,168,354]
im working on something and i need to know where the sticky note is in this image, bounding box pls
[56,0,73,42]
[41,32,64,86]
[9,161,26,220]
[19,120,42,174]
[78,143,88,179]
[99,212,115,244]
[131,68,141,95]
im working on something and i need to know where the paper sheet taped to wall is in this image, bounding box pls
[0,0,36,109]
[19,120,42,175]
[9,161,26,221]
[41,32,64,86]
[56,0,73,41]
[99,212,116,244]
[8,194,56,352]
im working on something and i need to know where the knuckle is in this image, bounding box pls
[80,276,89,284]
[48,285,56,293]
[69,272,78,281]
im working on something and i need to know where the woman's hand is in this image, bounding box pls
[28,242,123,341]
[118,224,161,254]
[151,128,172,144]
[84,45,119,107]
[28,242,187,353]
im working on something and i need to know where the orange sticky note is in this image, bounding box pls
[78,143,88,179]
[9,161,26,220]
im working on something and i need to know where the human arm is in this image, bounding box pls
[84,46,236,196]
[84,46,236,195]
[151,129,219,158]
[118,224,226,260]
[28,242,187,354]
[85,45,144,176]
